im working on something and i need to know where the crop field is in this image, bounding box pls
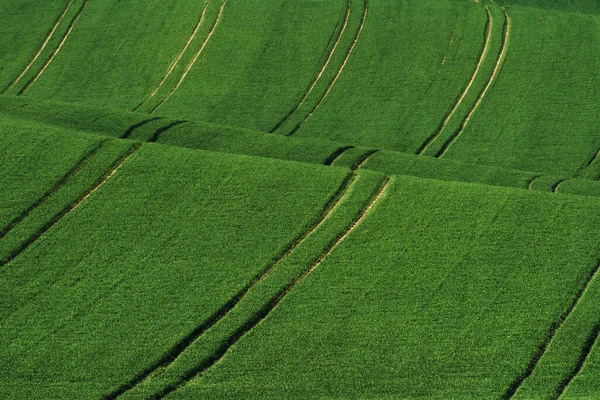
[2,0,600,398]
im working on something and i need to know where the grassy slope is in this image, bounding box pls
[0,0,70,91]
[20,1,207,110]
[291,0,485,153]
[0,116,103,230]
[443,6,600,177]
[0,142,348,399]
[156,0,346,132]
[165,176,600,399]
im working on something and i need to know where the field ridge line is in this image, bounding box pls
[324,145,355,166]
[288,0,369,136]
[133,0,212,111]
[151,176,391,400]
[0,143,139,268]
[147,120,188,142]
[2,0,75,93]
[150,0,227,114]
[0,141,104,241]
[269,0,351,133]
[103,171,359,399]
[436,8,510,158]
[415,7,493,155]
[502,259,600,399]
[121,117,164,139]
[554,323,600,399]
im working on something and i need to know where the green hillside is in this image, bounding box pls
[2,0,600,398]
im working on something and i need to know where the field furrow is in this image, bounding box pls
[269,0,351,134]
[150,0,228,114]
[435,8,511,158]
[0,141,138,268]
[104,170,357,399]
[288,0,369,136]
[502,259,600,399]
[1,0,75,94]
[0,141,103,241]
[133,0,211,112]
[18,0,88,95]
[415,6,493,156]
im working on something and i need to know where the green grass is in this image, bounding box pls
[162,176,600,399]
[3,0,600,398]
[0,115,103,230]
[0,143,349,399]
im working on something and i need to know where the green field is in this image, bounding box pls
[2,0,600,398]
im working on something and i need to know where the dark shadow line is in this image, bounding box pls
[0,143,140,269]
[0,141,104,241]
[150,176,390,400]
[121,117,164,139]
[148,120,188,143]
[501,259,600,399]
[103,171,358,400]
[323,145,354,166]
[553,323,600,399]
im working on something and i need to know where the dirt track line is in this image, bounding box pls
[0,141,104,241]
[0,143,139,268]
[324,145,354,166]
[353,149,378,170]
[133,1,212,111]
[150,0,227,114]
[151,176,391,400]
[2,0,75,93]
[552,179,567,193]
[19,0,88,95]
[576,146,600,178]
[103,171,359,400]
[502,259,600,399]
[269,0,351,133]
[436,9,510,158]
[415,7,493,156]
[526,175,541,190]
[554,323,600,399]
[288,0,368,136]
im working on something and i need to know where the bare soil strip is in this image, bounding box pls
[269,0,351,133]
[2,0,75,93]
[288,0,369,136]
[103,171,359,399]
[0,141,104,241]
[150,176,391,400]
[502,259,600,399]
[133,1,212,111]
[150,0,227,114]
[19,0,88,95]
[436,9,510,158]
[415,7,493,156]
[0,143,139,268]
